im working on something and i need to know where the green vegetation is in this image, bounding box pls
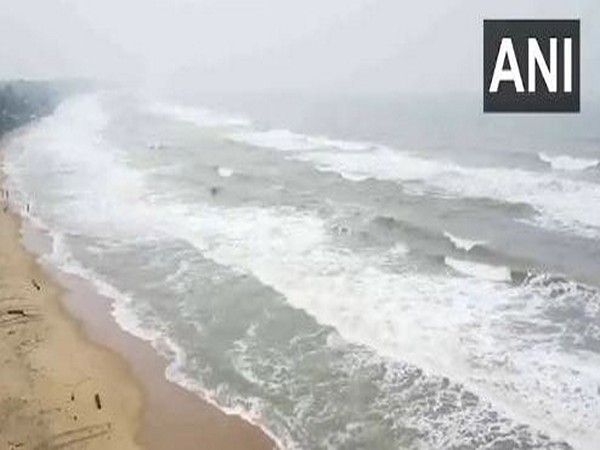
[0,80,90,136]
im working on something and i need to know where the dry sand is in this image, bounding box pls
[1,146,277,449]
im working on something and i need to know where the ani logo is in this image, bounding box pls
[484,20,580,113]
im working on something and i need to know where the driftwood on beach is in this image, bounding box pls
[94,393,102,410]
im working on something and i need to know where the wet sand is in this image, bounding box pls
[1,147,278,449]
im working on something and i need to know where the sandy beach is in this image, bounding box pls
[0,187,142,449]
[0,147,277,449]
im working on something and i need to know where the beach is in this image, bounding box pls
[0,152,277,449]
[0,185,142,449]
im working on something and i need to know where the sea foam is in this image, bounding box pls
[539,152,599,171]
[444,256,512,282]
[444,231,486,251]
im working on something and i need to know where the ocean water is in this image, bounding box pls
[3,91,600,450]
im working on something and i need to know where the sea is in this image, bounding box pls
[3,90,600,450]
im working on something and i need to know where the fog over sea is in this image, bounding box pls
[4,91,600,450]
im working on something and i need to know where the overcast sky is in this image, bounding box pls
[1,0,598,96]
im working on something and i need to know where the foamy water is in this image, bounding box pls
[444,231,486,252]
[3,92,600,450]
[538,152,599,172]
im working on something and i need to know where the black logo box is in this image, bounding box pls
[483,20,580,113]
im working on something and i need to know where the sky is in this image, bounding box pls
[0,0,598,97]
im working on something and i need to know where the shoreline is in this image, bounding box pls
[1,142,278,449]
[0,190,142,449]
